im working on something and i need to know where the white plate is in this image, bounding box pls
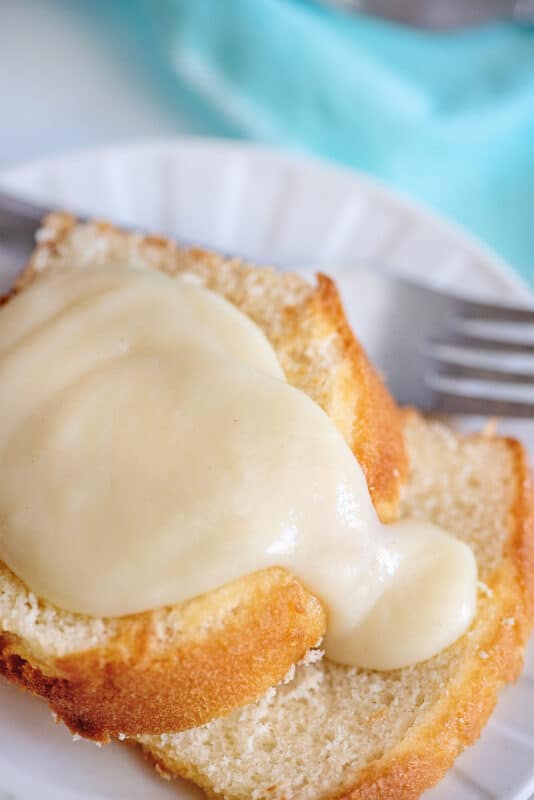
[0,138,533,800]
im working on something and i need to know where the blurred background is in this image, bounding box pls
[1,0,534,282]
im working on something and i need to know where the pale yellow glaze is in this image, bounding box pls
[0,268,477,670]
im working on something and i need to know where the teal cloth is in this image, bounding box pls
[110,0,534,282]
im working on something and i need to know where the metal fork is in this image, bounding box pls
[1,189,533,417]
[336,270,534,417]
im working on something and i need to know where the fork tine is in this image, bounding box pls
[421,340,534,383]
[429,391,534,418]
[448,316,534,347]
[426,370,534,418]
[452,295,534,324]
[429,361,534,385]
[432,333,534,354]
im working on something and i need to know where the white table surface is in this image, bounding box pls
[0,0,204,170]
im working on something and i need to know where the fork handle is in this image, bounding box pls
[0,189,54,238]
